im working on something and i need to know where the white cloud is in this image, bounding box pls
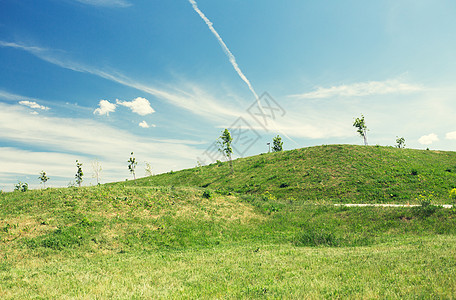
[19,100,49,110]
[445,131,456,140]
[93,99,116,116]
[0,102,201,190]
[116,97,155,116]
[139,121,149,128]
[73,0,131,7]
[139,121,156,128]
[290,79,424,99]
[418,133,439,145]
[0,40,243,122]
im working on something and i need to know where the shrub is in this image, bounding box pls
[262,191,276,201]
[450,188,456,203]
[202,190,213,199]
[411,169,418,176]
[415,193,439,217]
[14,181,28,192]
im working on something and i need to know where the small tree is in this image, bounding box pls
[75,160,84,187]
[38,170,49,188]
[15,181,28,192]
[353,114,368,145]
[396,136,406,148]
[218,129,233,173]
[92,160,102,185]
[144,161,153,177]
[128,152,137,180]
[272,135,283,152]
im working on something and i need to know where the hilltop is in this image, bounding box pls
[128,144,456,204]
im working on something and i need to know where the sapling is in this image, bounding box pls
[38,170,49,188]
[128,152,137,180]
[217,129,233,174]
[353,115,368,145]
[75,160,84,187]
[272,135,283,152]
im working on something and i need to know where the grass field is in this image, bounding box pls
[130,144,456,204]
[1,145,456,298]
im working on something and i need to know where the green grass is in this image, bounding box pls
[129,144,456,204]
[1,144,456,298]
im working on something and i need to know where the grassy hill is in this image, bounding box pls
[129,144,456,204]
[1,144,456,298]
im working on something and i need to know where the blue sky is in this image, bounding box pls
[1,0,456,191]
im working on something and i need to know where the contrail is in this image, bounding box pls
[188,0,259,101]
[188,1,297,145]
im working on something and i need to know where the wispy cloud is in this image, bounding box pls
[418,133,439,145]
[188,0,259,101]
[0,102,201,189]
[0,89,40,102]
[116,97,155,116]
[446,131,456,140]
[0,40,242,121]
[19,100,49,111]
[73,0,131,8]
[290,79,424,99]
[93,99,116,116]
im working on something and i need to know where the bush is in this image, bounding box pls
[450,188,456,204]
[414,193,439,217]
[14,181,28,192]
[202,190,213,199]
[411,169,418,176]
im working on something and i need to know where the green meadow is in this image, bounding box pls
[1,145,456,298]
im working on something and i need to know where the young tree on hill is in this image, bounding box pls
[396,136,406,148]
[145,161,153,177]
[218,128,233,174]
[272,135,283,152]
[75,160,84,187]
[92,160,102,185]
[128,152,137,180]
[38,170,49,188]
[353,114,368,145]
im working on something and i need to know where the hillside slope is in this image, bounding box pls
[2,145,456,298]
[129,144,456,204]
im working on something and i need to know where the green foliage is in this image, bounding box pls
[38,170,49,188]
[450,188,456,200]
[14,181,28,192]
[396,136,406,148]
[202,190,213,199]
[75,160,84,187]
[272,135,283,152]
[353,114,368,145]
[128,152,137,180]
[415,192,439,217]
[218,129,233,173]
